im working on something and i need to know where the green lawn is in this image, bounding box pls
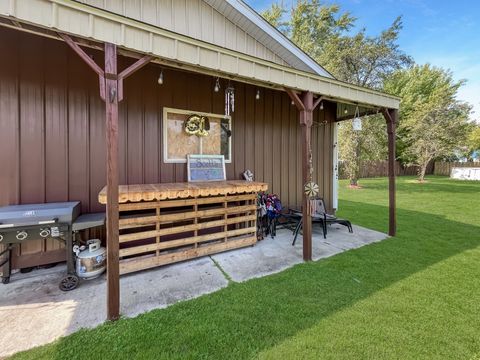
[12,176,480,359]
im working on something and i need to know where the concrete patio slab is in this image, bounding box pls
[212,224,387,282]
[0,224,387,358]
[0,257,227,357]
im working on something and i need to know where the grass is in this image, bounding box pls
[11,176,480,359]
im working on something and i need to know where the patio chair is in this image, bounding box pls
[292,198,353,245]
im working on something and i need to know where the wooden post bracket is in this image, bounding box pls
[58,33,154,102]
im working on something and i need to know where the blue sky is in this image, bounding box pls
[245,0,480,120]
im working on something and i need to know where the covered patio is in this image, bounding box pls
[0,225,387,358]
[0,0,399,325]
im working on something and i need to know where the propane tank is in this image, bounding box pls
[75,239,106,280]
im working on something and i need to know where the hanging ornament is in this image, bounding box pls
[304,181,319,198]
[303,146,318,198]
[225,85,235,116]
[352,105,362,131]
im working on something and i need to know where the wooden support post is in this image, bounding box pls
[383,108,397,236]
[300,92,313,261]
[59,33,153,321]
[286,89,322,261]
[104,43,120,321]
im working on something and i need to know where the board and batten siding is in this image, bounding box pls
[0,28,334,268]
[76,0,290,68]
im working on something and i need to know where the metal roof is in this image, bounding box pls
[0,0,400,110]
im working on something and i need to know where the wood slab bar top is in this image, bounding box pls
[98,181,268,204]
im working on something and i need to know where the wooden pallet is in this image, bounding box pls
[117,193,258,274]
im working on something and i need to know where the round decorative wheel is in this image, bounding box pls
[59,274,79,291]
[304,181,319,198]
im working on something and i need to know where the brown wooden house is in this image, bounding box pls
[0,0,399,319]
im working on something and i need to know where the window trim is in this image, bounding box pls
[162,107,232,164]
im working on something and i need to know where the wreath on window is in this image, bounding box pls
[184,114,210,137]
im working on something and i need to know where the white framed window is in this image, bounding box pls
[163,107,232,163]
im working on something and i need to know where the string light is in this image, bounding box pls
[344,108,348,114]
[256,89,260,100]
[319,101,324,110]
[157,70,164,85]
[214,77,220,92]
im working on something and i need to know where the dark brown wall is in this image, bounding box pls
[0,28,335,265]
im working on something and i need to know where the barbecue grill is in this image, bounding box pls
[0,202,105,290]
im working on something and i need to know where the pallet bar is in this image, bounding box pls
[99,182,267,275]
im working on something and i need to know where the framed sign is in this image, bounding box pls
[187,154,226,182]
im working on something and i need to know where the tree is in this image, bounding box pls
[339,115,387,186]
[319,17,412,90]
[262,1,411,186]
[467,125,480,159]
[384,64,472,181]
[261,2,289,33]
[262,1,355,58]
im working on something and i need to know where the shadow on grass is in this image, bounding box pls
[13,202,480,360]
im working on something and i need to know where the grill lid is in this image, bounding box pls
[0,202,81,228]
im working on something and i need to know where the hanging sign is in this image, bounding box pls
[187,154,226,182]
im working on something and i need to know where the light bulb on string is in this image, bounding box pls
[157,70,164,85]
[214,77,220,92]
[256,89,260,100]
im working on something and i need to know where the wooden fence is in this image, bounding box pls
[433,162,480,176]
[339,160,431,179]
[339,160,480,179]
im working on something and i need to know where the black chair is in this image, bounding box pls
[292,198,353,245]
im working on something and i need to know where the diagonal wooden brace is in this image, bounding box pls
[58,32,154,103]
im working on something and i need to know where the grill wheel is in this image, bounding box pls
[59,274,79,291]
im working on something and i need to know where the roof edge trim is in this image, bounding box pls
[229,0,333,78]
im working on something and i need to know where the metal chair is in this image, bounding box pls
[291,198,353,245]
